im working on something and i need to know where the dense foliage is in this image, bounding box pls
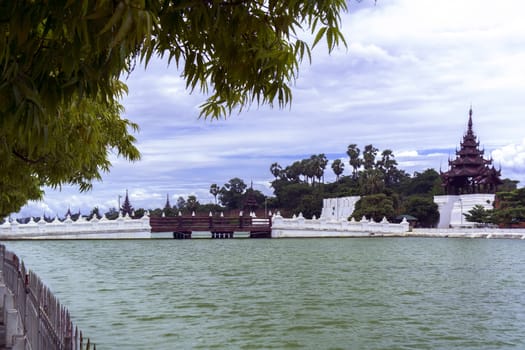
[0,0,348,216]
[491,188,525,226]
[270,144,443,226]
[463,204,493,226]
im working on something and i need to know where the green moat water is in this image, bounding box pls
[5,238,525,349]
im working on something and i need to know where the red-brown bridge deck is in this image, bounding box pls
[149,216,272,239]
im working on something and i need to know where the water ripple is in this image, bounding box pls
[4,238,525,349]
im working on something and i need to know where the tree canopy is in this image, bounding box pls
[268,145,446,225]
[463,204,492,226]
[0,0,348,216]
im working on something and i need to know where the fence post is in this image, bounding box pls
[0,244,93,350]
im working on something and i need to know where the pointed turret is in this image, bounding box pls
[164,193,171,210]
[243,180,259,212]
[65,206,72,219]
[120,189,134,217]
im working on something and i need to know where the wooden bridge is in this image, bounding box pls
[149,216,272,239]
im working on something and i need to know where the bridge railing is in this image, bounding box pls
[0,244,94,350]
[150,215,271,233]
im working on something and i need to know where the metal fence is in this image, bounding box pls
[1,244,95,350]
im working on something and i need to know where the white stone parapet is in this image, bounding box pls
[410,228,525,239]
[271,212,409,238]
[0,212,151,239]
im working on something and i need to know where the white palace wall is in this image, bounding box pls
[320,196,360,221]
[271,212,410,238]
[272,196,410,237]
[434,194,495,228]
[0,213,151,239]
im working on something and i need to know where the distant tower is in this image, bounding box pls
[120,190,134,217]
[243,181,259,212]
[440,107,502,195]
[164,193,171,210]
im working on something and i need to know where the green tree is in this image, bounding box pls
[359,168,385,195]
[295,194,323,219]
[1,0,347,216]
[377,149,399,187]
[197,203,224,215]
[150,208,164,217]
[498,178,519,192]
[186,195,200,213]
[105,207,119,220]
[176,196,186,211]
[346,144,362,179]
[219,178,247,210]
[89,207,101,220]
[362,144,378,170]
[352,194,395,222]
[0,97,139,217]
[315,154,328,184]
[331,159,345,181]
[284,162,302,183]
[401,169,442,196]
[134,208,146,218]
[209,184,220,205]
[270,163,282,179]
[403,196,440,228]
[463,204,493,226]
[492,188,525,226]
[271,181,314,215]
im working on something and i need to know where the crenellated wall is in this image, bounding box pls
[0,212,151,239]
[271,212,410,238]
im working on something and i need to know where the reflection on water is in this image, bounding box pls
[5,238,525,349]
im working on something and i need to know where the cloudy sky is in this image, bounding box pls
[17,0,525,218]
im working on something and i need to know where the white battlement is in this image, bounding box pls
[0,212,151,239]
[271,212,409,238]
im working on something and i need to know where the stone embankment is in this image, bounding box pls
[270,213,525,240]
[407,228,525,239]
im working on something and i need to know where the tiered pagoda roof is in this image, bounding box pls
[441,108,502,195]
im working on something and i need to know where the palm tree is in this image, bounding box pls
[363,144,378,170]
[317,153,328,183]
[359,168,385,195]
[209,184,219,204]
[377,149,398,186]
[285,161,302,182]
[186,195,200,212]
[347,144,362,179]
[331,159,345,181]
[270,162,282,179]
[303,157,316,185]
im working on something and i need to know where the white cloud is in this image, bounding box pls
[492,140,525,171]
[396,150,419,158]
